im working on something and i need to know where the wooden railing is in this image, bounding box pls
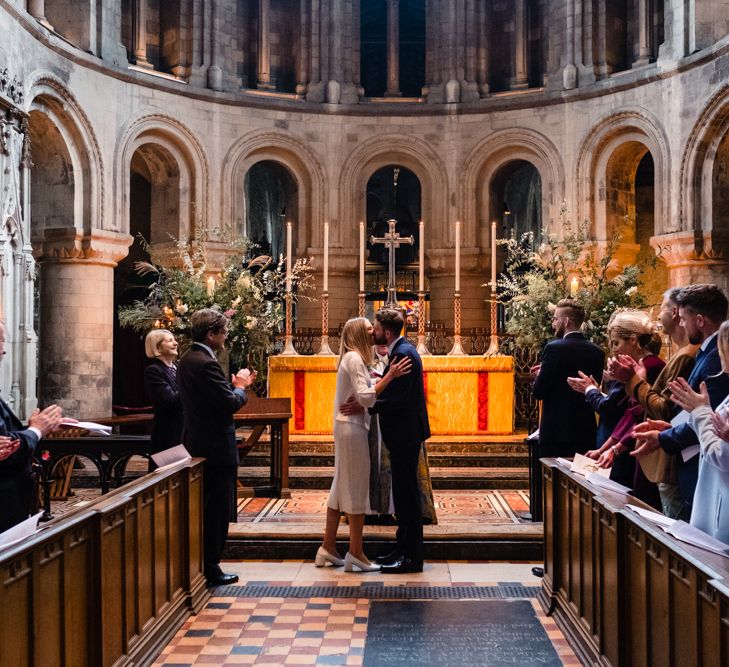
[0,459,209,667]
[540,459,729,666]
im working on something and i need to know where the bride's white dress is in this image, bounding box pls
[327,351,377,514]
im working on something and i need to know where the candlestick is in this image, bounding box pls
[286,221,293,293]
[491,221,497,289]
[419,220,425,292]
[323,222,329,292]
[416,291,431,356]
[455,221,461,292]
[448,292,466,356]
[316,291,334,355]
[359,221,365,292]
[206,276,216,297]
[570,275,579,297]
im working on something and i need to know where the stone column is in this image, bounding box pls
[28,0,53,28]
[295,0,310,97]
[651,232,729,293]
[476,0,490,96]
[207,0,223,90]
[563,0,577,89]
[633,0,653,66]
[257,0,275,89]
[328,0,343,102]
[134,0,152,68]
[460,0,479,101]
[511,0,529,89]
[385,0,401,96]
[32,229,133,417]
[306,0,325,101]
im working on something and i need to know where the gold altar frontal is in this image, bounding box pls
[268,355,514,436]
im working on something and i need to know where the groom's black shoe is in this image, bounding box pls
[375,550,402,566]
[380,557,424,574]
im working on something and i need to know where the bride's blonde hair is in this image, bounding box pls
[337,317,374,368]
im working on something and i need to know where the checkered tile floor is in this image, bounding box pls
[153,564,581,666]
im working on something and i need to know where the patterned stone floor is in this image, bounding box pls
[153,562,581,666]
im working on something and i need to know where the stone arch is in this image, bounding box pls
[221,130,325,250]
[26,74,104,233]
[338,134,448,248]
[115,114,209,241]
[575,109,669,240]
[461,128,565,244]
[681,84,729,242]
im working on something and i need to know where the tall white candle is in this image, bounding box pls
[455,220,461,293]
[323,221,329,292]
[419,220,424,292]
[359,221,365,292]
[491,221,497,290]
[286,221,293,292]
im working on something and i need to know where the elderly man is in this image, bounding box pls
[0,321,63,532]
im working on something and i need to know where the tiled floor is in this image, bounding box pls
[153,561,582,666]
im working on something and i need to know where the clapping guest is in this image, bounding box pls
[0,321,63,532]
[668,320,729,543]
[144,329,183,453]
[569,310,664,490]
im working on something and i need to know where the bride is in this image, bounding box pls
[316,317,411,572]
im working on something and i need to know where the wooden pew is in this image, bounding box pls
[540,459,729,666]
[0,459,209,667]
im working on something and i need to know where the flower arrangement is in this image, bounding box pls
[494,203,654,351]
[118,236,315,378]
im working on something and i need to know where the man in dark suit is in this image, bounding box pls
[0,321,63,533]
[177,309,256,586]
[532,299,606,459]
[633,284,729,519]
[370,308,430,574]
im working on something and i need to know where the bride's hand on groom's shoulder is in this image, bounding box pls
[387,356,412,379]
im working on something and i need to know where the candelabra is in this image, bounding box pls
[280,292,298,355]
[447,292,466,356]
[316,291,335,355]
[416,291,431,355]
[358,291,366,318]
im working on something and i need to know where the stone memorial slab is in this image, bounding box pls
[363,600,561,666]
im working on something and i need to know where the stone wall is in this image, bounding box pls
[1,0,729,414]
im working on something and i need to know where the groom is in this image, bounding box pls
[371,308,430,573]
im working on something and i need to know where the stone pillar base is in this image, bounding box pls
[651,231,729,293]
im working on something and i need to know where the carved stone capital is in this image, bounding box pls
[32,228,133,267]
[650,231,727,268]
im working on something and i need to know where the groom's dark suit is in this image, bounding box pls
[372,336,430,564]
[0,397,40,532]
[177,343,248,576]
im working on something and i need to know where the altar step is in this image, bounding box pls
[239,436,530,491]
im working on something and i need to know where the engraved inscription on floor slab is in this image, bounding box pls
[363,600,561,667]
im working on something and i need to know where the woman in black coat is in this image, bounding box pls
[144,329,183,453]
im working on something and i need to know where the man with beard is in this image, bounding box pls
[632,284,729,519]
[532,299,605,460]
[370,308,430,574]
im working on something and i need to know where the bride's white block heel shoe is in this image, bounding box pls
[344,552,380,572]
[314,547,344,567]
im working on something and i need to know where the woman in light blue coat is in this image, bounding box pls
[669,320,729,544]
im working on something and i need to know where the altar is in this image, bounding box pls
[268,355,514,437]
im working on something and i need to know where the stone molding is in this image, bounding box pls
[115,113,209,238]
[679,83,729,237]
[32,228,133,267]
[26,73,105,231]
[574,108,671,235]
[337,133,449,247]
[220,129,326,247]
[460,127,565,236]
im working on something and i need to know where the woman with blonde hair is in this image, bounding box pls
[316,317,411,572]
[144,329,183,453]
